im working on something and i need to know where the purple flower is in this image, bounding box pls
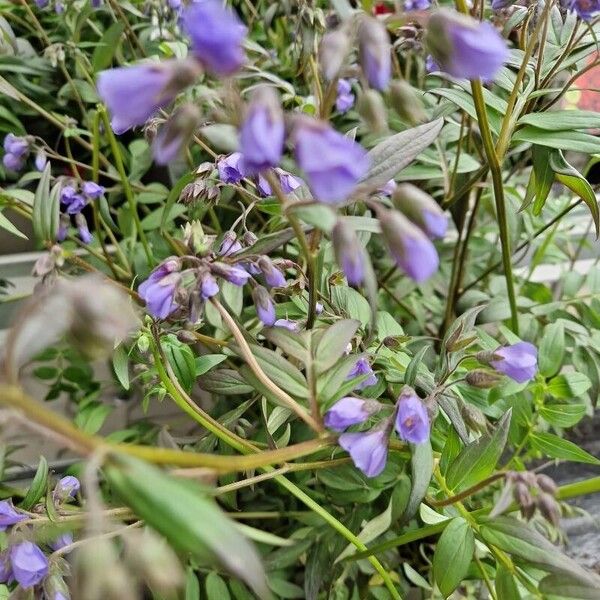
[10,542,48,588]
[199,271,219,299]
[347,357,378,390]
[49,532,73,552]
[219,232,242,257]
[218,152,246,184]
[210,262,251,286]
[97,60,200,134]
[35,0,49,7]
[324,397,380,432]
[339,426,389,477]
[181,1,247,76]
[489,342,538,383]
[379,179,397,196]
[57,215,69,242]
[257,256,286,288]
[82,181,105,199]
[240,87,284,175]
[425,55,439,73]
[395,387,429,444]
[395,183,448,240]
[55,1,64,13]
[358,17,392,91]
[426,10,508,81]
[0,501,26,531]
[256,169,302,197]
[66,195,87,215]
[91,0,102,7]
[335,79,355,113]
[293,118,369,204]
[405,0,431,9]
[54,475,80,501]
[75,214,92,244]
[274,318,298,331]
[569,0,600,20]
[378,208,439,282]
[2,153,24,172]
[3,134,29,157]
[138,259,182,319]
[35,150,47,172]
[253,286,276,326]
[332,220,365,286]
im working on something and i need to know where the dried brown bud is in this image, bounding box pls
[465,370,503,389]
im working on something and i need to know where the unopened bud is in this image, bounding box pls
[465,370,502,389]
[513,482,533,511]
[176,330,197,344]
[242,231,258,246]
[357,89,388,133]
[358,17,392,90]
[383,336,407,349]
[252,285,275,326]
[537,492,561,526]
[460,402,488,433]
[319,28,352,81]
[389,80,427,125]
[257,256,287,288]
[153,103,201,165]
[183,220,210,255]
[393,183,448,240]
[536,474,557,496]
[332,220,365,287]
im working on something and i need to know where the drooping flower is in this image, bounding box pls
[324,397,381,432]
[274,318,298,331]
[0,501,26,531]
[488,342,538,383]
[217,152,246,184]
[426,10,508,81]
[253,285,276,326]
[53,475,80,501]
[358,17,392,90]
[378,207,439,282]
[339,423,389,477]
[347,357,378,390]
[2,153,24,172]
[335,79,355,113]
[395,387,429,444]
[332,220,366,286]
[239,87,284,175]
[97,59,200,134]
[75,214,93,244]
[138,259,182,319]
[3,134,29,157]
[210,263,251,286]
[10,542,49,588]
[82,181,105,199]
[256,169,302,197]
[405,0,431,9]
[569,0,600,20]
[425,55,440,73]
[293,118,369,204]
[66,195,87,215]
[152,103,201,165]
[319,28,351,81]
[394,183,448,240]
[257,256,286,288]
[199,271,219,299]
[219,232,242,257]
[181,0,247,76]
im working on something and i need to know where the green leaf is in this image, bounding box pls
[518,110,600,130]
[446,410,511,490]
[32,162,51,243]
[20,456,48,510]
[0,211,26,239]
[538,321,564,377]
[74,401,112,434]
[539,573,600,599]
[404,345,429,388]
[547,372,591,398]
[185,569,200,600]
[331,286,371,327]
[433,517,474,598]
[513,127,600,154]
[195,354,227,376]
[92,22,126,71]
[290,204,337,232]
[315,319,360,373]
[539,403,586,428]
[262,328,308,362]
[530,432,600,465]
[532,146,553,215]
[112,344,130,391]
[206,572,232,600]
[401,441,433,522]
[495,564,521,600]
[199,369,254,395]
[163,335,196,394]
[359,119,444,190]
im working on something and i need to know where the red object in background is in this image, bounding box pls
[564,52,600,113]
[374,2,394,15]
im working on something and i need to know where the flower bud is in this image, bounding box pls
[392,183,448,240]
[257,256,287,288]
[319,28,352,81]
[252,286,276,326]
[152,103,201,165]
[53,475,80,502]
[460,402,488,433]
[465,370,503,389]
[389,80,427,125]
[537,492,561,526]
[357,89,388,133]
[35,149,47,171]
[332,220,365,286]
[242,231,258,246]
[210,262,251,286]
[513,482,533,510]
[198,270,219,299]
[219,231,242,256]
[358,17,392,90]
[536,474,558,496]
[336,79,355,113]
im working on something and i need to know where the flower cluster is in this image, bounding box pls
[58,180,105,244]
[2,134,46,174]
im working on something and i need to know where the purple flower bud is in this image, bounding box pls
[393,183,448,240]
[82,181,105,199]
[35,0,49,7]
[347,357,378,390]
[199,271,219,299]
[74,214,92,244]
[0,501,26,531]
[335,79,355,113]
[274,318,298,331]
[66,195,87,215]
[91,0,102,7]
[252,286,276,326]
[405,0,431,9]
[138,259,182,319]
[324,397,381,432]
[378,179,397,196]
[378,207,439,282]
[210,262,251,286]
[219,232,242,257]
[60,185,76,204]
[54,475,80,501]
[257,256,287,288]
[97,59,200,134]
[315,301,324,314]
[35,150,47,172]
[395,387,429,444]
[339,425,389,477]
[293,118,369,204]
[57,215,69,242]
[240,87,284,175]
[319,28,351,81]
[181,1,247,76]
[426,10,508,81]
[332,220,365,286]
[569,0,599,20]
[152,103,201,165]
[489,342,538,383]
[55,1,64,13]
[218,152,247,184]
[2,153,24,172]
[358,17,392,91]
[49,532,73,552]
[425,55,439,73]
[10,542,48,588]
[3,134,29,157]
[256,169,302,197]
